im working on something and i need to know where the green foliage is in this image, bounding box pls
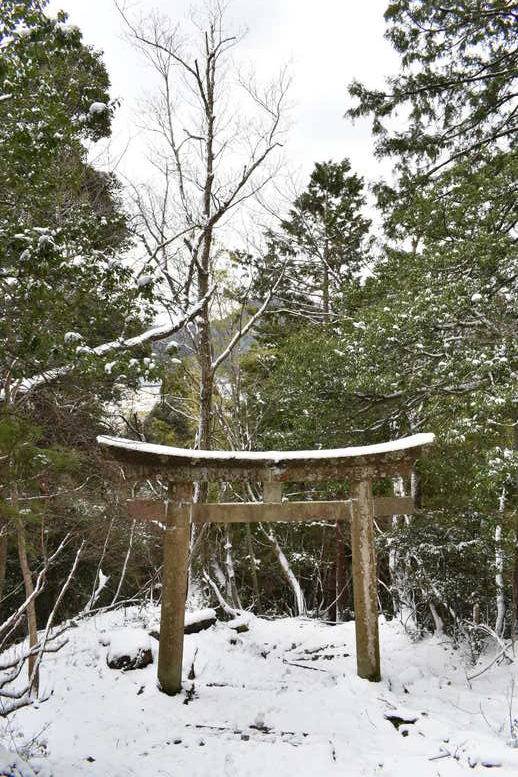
[0,2,114,227]
[0,2,159,394]
[0,3,163,633]
[0,409,79,531]
[253,159,371,330]
[379,509,515,638]
[280,159,372,299]
[342,1,518,636]
[348,0,518,173]
[253,149,517,491]
[244,331,354,450]
[240,155,516,631]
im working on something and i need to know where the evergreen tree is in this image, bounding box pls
[0,2,158,691]
[348,0,518,176]
[256,159,371,328]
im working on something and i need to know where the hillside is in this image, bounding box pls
[2,608,518,776]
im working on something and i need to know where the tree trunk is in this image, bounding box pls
[0,514,7,615]
[16,518,39,695]
[322,194,330,319]
[388,476,410,622]
[111,519,135,606]
[194,233,214,508]
[495,486,506,637]
[511,422,518,635]
[322,262,330,319]
[411,470,422,509]
[246,523,261,613]
[264,526,306,616]
[335,521,348,621]
[429,602,444,635]
[196,295,213,453]
[513,523,518,637]
[193,47,216,504]
[223,524,242,610]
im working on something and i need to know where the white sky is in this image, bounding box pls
[47,0,398,191]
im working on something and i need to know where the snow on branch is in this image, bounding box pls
[1,291,213,403]
[211,290,273,373]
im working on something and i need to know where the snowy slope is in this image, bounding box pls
[3,608,518,776]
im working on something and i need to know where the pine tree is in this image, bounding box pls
[256,159,371,328]
[348,0,518,177]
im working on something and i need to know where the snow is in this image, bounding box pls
[56,22,79,36]
[0,295,209,402]
[15,26,32,38]
[383,706,420,723]
[97,432,435,463]
[185,608,217,628]
[88,102,107,116]
[63,332,82,344]
[102,627,153,665]
[4,608,518,776]
[0,745,41,777]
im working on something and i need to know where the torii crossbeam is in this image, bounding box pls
[98,433,434,695]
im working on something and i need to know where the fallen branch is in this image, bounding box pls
[282,660,329,673]
[466,623,514,681]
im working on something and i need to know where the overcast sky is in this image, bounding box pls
[47,0,398,191]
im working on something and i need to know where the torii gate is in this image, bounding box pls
[98,432,434,695]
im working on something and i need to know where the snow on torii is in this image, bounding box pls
[98,432,434,695]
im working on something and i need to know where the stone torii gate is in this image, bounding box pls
[98,432,434,695]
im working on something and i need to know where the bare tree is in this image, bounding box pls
[118,0,290,459]
[0,536,81,713]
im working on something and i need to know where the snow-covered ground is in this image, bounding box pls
[3,608,518,776]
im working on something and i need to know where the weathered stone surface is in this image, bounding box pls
[227,616,250,633]
[107,647,153,671]
[104,627,154,671]
[184,615,217,634]
[149,608,217,640]
[98,434,434,483]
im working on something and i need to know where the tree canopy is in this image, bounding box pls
[348,0,518,176]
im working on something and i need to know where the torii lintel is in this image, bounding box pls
[97,433,434,482]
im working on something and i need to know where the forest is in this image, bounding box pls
[0,0,517,774]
